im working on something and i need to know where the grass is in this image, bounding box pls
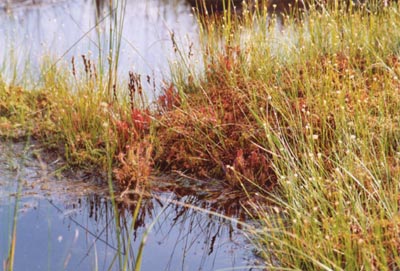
[184,1,400,270]
[1,1,149,270]
[4,174,21,271]
[2,140,35,271]
[2,0,400,269]
[163,1,400,269]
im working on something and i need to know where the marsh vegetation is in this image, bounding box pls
[2,0,400,270]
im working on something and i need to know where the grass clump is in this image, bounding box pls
[0,56,153,189]
[167,1,400,270]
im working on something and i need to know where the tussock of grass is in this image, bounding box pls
[0,59,153,189]
[173,2,400,270]
[153,77,274,187]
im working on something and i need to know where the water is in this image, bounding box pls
[0,141,260,270]
[0,0,200,95]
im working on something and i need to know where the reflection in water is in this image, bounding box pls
[0,141,259,270]
[0,0,199,96]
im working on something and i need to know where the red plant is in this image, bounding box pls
[117,118,129,133]
[157,83,180,111]
[131,108,150,132]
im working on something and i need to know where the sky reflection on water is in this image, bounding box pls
[0,0,199,96]
[0,141,259,271]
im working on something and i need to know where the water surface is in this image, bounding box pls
[0,141,261,271]
[0,0,199,95]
